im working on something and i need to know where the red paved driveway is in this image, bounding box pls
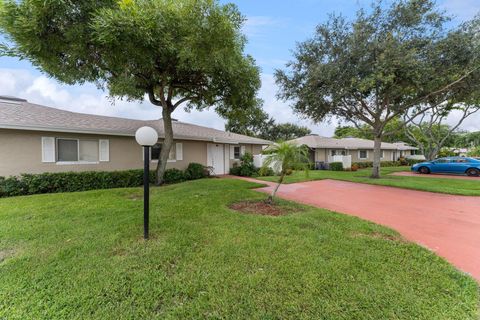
[233,177,480,281]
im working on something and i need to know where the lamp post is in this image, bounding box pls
[135,126,159,240]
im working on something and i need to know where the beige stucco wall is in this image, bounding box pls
[0,129,266,177]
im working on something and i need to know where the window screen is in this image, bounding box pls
[234,146,241,159]
[151,143,176,161]
[152,143,162,160]
[359,150,367,159]
[79,140,99,162]
[57,139,78,161]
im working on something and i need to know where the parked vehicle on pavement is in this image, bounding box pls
[411,157,480,177]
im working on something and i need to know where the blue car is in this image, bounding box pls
[411,157,480,177]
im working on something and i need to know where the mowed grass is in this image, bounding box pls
[258,166,480,196]
[0,179,478,319]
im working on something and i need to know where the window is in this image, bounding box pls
[79,140,99,162]
[331,150,346,156]
[151,143,176,161]
[57,139,78,162]
[434,158,451,164]
[380,150,384,159]
[234,146,241,159]
[359,150,368,159]
[56,139,99,162]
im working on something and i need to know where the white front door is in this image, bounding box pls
[207,143,225,175]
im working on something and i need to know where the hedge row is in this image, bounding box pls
[348,159,424,170]
[0,163,208,198]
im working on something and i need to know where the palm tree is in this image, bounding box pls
[263,141,311,203]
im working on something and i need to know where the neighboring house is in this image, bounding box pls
[392,142,423,159]
[0,96,270,177]
[449,147,470,157]
[289,134,419,164]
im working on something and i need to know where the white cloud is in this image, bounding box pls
[440,0,480,20]
[259,73,338,136]
[5,68,477,137]
[0,68,162,120]
[243,16,290,39]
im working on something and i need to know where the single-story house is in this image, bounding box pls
[392,142,420,158]
[0,96,270,177]
[288,134,419,164]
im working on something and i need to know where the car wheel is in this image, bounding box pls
[418,166,430,174]
[466,168,480,177]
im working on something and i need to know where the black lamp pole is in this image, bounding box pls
[143,146,150,240]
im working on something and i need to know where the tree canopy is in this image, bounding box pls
[225,103,311,142]
[275,0,480,177]
[0,0,260,184]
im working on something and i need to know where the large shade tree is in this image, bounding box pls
[0,0,261,184]
[404,104,480,160]
[275,0,480,178]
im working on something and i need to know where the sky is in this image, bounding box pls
[1,0,480,136]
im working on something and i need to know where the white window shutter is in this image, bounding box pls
[176,143,183,161]
[240,145,246,156]
[41,137,55,163]
[230,145,235,160]
[99,139,110,162]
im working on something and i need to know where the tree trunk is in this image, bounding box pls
[371,135,382,179]
[267,173,285,204]
[155,107,174,185]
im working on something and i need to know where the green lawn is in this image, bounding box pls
[258,166,480,196]
[0,179,478,319]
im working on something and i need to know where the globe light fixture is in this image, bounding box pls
[135,126,159,147]
[135,126,158,239]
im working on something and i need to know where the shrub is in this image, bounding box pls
[329,162,344,171]
[351,161,401,169]
[229,165,242,176]
[285,168,293,175]
[164,168,186,183]
[398,157,409,166]
[230,152,259,177]
[351,164,359,171]
[0,162,208,198]
[258,166,275,177]
[185,162,207,180]
[406,158,424,166]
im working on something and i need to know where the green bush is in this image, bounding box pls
[0,163,209,198]
[258,166,275,177]
[185,163,208,180]
[164,168,186,183]
[351,161,402,169]
[406,158,424,166]
[329,162,344,171]
[229,152,259,177]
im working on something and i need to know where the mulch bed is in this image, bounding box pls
[229,200,290,216]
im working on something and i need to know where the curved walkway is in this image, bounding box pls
[230,176,480,281]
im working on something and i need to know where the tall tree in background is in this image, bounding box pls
[404,105,480,160]
[334,118,410,143]
[225,104,311,141]
[275,0,480,178]
[0,0,260,184]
